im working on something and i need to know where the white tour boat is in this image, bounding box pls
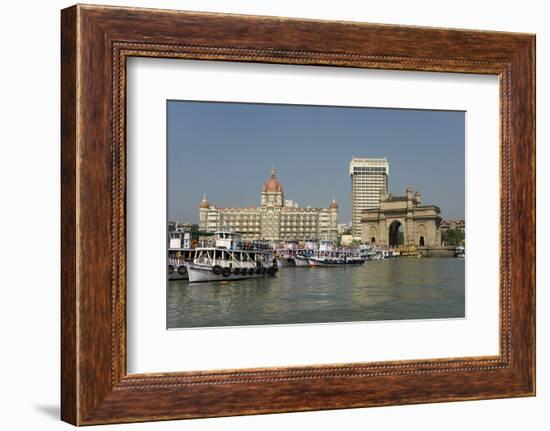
[294,250,315,267]
[359,244,379,261]
[187,231,278,283]
[293,240,319,267]
[308,241,365,267]
[167,230,193,280]
[168,257,188,280]
[308,250,365,266]
[275,240,299,267]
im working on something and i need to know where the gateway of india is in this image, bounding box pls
[361,187,442,247]
[350,157,442,247]
[199,167,339,241]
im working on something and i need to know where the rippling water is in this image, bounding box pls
[167,258,465,329]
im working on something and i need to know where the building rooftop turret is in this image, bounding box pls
[199,192,210,209]
[262,166,283,193]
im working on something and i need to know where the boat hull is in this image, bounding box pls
[168,259,189,280]
[187,262,277,283]
[168,272,188,280]
[276,256,296,268]
[294,256,312,267]
[308,257,365,267]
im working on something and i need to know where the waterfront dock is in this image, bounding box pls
[418,246,458,258]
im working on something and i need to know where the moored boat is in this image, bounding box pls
[167,230,194,280]
[276,254,297,267]
[168,257,189,280]
[308,249,365,267]
[396,245,422,258]
[168,228,207,280]
[275,241,299,267]
[294,249,316,267]
[293,240,319,267]
[187,231,278,283]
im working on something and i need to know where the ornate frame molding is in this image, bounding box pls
[61,5,534,425]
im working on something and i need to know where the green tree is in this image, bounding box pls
[444,228,465,246]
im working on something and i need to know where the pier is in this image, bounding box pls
[418,246,459,258]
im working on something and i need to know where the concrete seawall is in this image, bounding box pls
[419,246,457,258]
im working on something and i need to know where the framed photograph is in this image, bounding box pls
[61,4,535,425]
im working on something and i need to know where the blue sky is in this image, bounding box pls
[168,101,465,224]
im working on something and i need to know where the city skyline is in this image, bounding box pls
[168,100,465,224]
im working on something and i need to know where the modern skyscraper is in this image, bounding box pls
[349,157,389,238]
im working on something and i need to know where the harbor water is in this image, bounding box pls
[167,258,465,329]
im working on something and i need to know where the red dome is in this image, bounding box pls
[262,167,283,193]
[199,193,209,209]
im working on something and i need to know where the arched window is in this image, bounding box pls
[368,226,378,244]
[419,236,425,246]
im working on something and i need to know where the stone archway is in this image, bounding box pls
[419,236,425,246]
[360,188,442,246]
[388,220,404,246]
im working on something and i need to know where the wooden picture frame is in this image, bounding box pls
[61,4,535,425]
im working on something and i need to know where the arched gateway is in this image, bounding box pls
[388,220,404,246]
[360,187,442,247]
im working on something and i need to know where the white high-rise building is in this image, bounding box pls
[349,157,389,238]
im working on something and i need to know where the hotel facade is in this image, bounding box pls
[349,157,389,239]
[199,167,339,242]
